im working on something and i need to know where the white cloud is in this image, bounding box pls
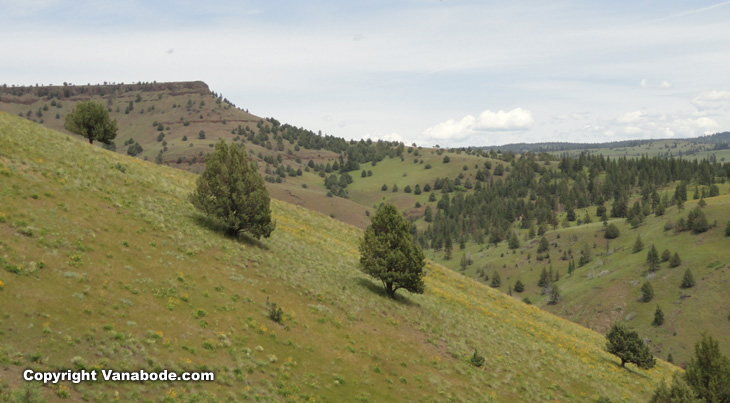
[421,108,532,143]
[691,90,730,111]
[640,79,649,88]
[422,115,476,140]
[617,110,645,123]
[659,80,671,89]
[475,108,533,131]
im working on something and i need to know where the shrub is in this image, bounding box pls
[469,349,485,368]
[269,303,284,324]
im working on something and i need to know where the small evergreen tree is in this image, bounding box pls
[661,249,671,263]
[669,252,682,268]
[537,236,550,253]
[568,259,576,276]
[725,221,730,237]
[641,281,654,302]
[490,271,501,288]
[359,204,425,297]
[513,279,525,293]
[647,244,660,272]
[469,349,485,368]
[538,267,550,288]
[444,236,453,260]
[681,268,696,288]
[653,306,664,326]
[649,374,702,403]
[605,322,656,369]
[64,101,118,144]
[633,235,644,253]
[508,231,520,250]
[684,334,730,402]
[605,223,620,239]
[190,140,274,239]
[548,284,561,305]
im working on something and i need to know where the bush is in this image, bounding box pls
[269,303,284,324]
[469,349,485,368]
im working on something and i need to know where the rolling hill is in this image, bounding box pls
[0,112,678,401]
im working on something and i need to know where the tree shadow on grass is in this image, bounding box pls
[190,213,269,250]
[599,356,652,378]
[355,278,419,306]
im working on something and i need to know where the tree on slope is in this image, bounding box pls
[684,334,730,403]
[359,203,425,297]
[605,323,656,369]
[190,140,275,239]
[64,101,118,145]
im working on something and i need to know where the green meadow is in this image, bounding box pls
[0,112,679,401]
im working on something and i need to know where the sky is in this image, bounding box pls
[2,0,730,147]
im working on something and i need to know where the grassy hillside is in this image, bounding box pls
[434,194,730,366]
[0,111,677,401]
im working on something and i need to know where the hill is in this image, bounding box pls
[0,112,677,401]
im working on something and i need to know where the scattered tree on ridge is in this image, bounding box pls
[190,140,275,239]
[359,203,425,298]
[647,244,660,272]
[641,281,655,302]
[605,322,656,369]
[604,223,620,239]
[681,268,696,289]
[650,374,702,403]
[670,252,682,268]
[684,334,730,402]
[513,278,525,293]
[633,234,645,253]
[653,306,664,326]
[64,101,118,145]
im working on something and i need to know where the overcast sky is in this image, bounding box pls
[2,1,730,147]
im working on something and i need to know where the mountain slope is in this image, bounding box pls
[0,111,677,401]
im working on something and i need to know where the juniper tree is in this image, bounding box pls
[670,252,682,268]
[633,235,644,253]
[513,279,525,293]
[653,306,664,326]
[681,268,696,289]
[661,249,671,263]
[190,140,275,239]
[641,281,654,302]
[647,244,660,272]
[605,322,656,369]
[359,203,425,298]
[64,101,118,145]
[490,271,501,288]
[684,334,730,402]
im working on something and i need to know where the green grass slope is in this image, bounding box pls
[435,196,730,366]
[0,112,676,402]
